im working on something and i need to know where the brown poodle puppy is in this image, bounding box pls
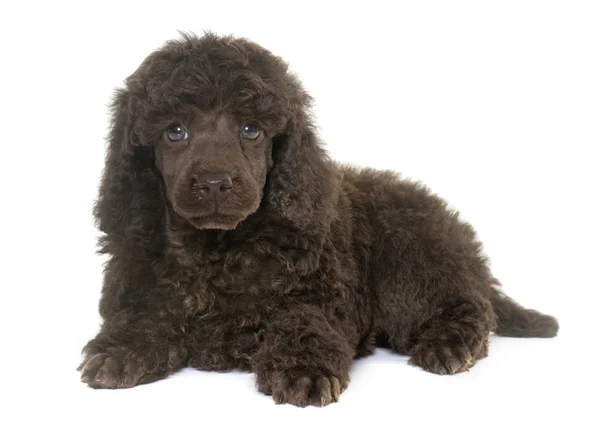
[79,33,558,407]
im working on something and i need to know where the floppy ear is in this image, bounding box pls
[268,122,338,231]
[265,99,339,273]
[94,86,163,253]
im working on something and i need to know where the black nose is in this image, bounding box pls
[193,172,233,201]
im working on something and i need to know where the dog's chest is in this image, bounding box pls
[177,264,275,318]
[181,287,210,315]
[178,273,268,371]
[163,243,290,369]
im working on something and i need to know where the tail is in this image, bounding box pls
[491,285,559,338]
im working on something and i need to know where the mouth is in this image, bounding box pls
[172,194,261,230]
[187,213,244,230]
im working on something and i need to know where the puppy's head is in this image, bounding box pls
[98,33,336,248]
[122,34,302,229]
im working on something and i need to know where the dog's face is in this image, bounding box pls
[154,110,274,230]
[127,36,302,230]
[98,34,336,258]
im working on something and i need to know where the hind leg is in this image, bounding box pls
[405,295,495,375]
[364,171,502,374]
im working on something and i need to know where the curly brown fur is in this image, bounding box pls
[80,32,559,406]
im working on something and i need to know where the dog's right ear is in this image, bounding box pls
[94,83,163,250]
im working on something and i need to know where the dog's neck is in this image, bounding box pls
[161,202,324,276]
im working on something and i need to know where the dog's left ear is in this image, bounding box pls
[265,88,339,274]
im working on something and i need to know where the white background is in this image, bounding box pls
[1,0,598,426]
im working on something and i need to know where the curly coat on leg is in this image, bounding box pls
[79,33,559,406]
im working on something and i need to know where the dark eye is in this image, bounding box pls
[240,124,261,140]
[166,124,188,141]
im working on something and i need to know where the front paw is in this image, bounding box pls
[78,352,147,389]
[409,338,488,375]
[258,372,347,407]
